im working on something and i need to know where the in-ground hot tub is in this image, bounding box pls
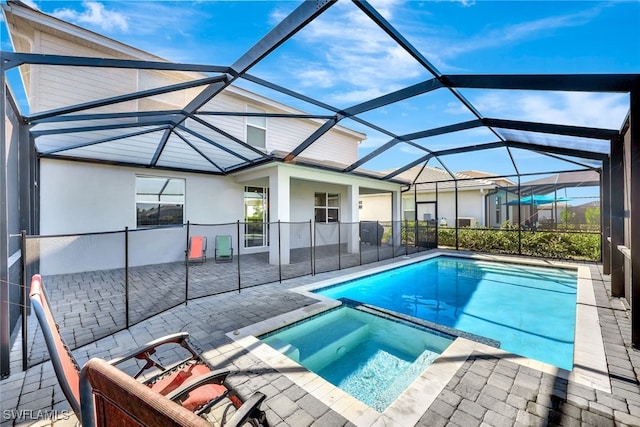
[260,305,454,412]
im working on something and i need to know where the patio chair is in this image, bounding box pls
[215,235,234,263]
[80,358,267,427]
[29,274,263,424]
[187,236,208,264]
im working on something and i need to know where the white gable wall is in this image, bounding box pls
[29,29,361,165]
[200,91,359,165]
[33,32,139,113]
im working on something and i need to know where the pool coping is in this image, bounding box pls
[228,251,609,426]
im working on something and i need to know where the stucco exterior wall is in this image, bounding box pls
[360,189,487,227]
[359,194,392,221]
[38,159,244,274]
[38,158,401,273]
[40,159,243,235]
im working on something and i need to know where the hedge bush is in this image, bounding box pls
[437,227,600,261]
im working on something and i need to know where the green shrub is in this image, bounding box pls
[436,227,600,261]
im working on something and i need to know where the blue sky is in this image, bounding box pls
[1,0,639,190]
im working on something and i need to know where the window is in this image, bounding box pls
[244,186,269,247]
[136,176,184,227]
[495,196,502,223]
[403,198,415,221]
[246,106,266,149]
[315,192,339,223]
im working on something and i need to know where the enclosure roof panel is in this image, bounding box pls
[3,0,638,183]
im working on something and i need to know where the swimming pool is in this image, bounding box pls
[260,305,454,412]
[315,256,577,370]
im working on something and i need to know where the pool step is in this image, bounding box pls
[266,337,301,361]
[291,316,369,372]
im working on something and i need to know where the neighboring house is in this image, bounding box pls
[3,2,403,272]
[503,170,601,229]
[360,166,515,228]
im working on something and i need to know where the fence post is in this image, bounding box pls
[376,221,380,261]
[404,219,408,256]
[309,220,314,276]
[338,220,342,270]
[278,221,282,283]
[313,220,317,274]
[185,222,190,304]
[517,179,522,255]
[21,230,27,371]
[359,222,362,266]
[237,221,241,293]
[392,220,397,259]
[455,181,459,251]
[125,226,130,328]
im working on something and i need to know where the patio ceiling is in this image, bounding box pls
[1,0,638,185]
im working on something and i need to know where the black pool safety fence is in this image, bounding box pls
[18,219,599,370]
[18,220,436,370]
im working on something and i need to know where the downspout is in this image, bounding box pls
[480,188,486,227]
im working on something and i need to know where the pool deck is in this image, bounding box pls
[2,250,640,426]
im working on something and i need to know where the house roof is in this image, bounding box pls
[505,170,601,195]
[384,166,499,192]
[2,0,637,187]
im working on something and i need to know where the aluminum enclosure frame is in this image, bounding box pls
[1,0,639,377]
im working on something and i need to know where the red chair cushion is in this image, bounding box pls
[149,362,227,411]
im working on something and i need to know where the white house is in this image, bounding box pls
[2,2,404,272]
[360,166,516,228]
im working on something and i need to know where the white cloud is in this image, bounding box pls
[399,144,427,156]
[277,1,605,106]
[359,134,392,149]
[21,0,40,10]
[53,1,128,33]
[446,6,602,65]
[470,91,628,129]
[281,0,427,104]
[452,0,476,7]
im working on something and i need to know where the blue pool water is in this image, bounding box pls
[316,256,577,370]
[260,306,453,411]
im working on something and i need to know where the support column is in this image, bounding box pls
[602,160,611,274]
[611,134,625,297]
[269,167,290,265]
[630,83,640,348]
[391,189,402,247]
[1,59,10,377]
[347,184,359,253]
